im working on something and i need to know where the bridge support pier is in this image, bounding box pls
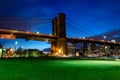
[57,38,67,55]
[51,13,67,56]
[51,42,57,54]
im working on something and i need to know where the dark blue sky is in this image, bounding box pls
[0,0,120,50]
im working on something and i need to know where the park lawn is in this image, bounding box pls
[0,59,120,80]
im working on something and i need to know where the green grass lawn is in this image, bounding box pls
[0,59,120,80]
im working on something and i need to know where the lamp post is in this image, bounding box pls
[111,39,116,56]
[103,36,107,40]
[15,41,18,52]
[103,36,107,55]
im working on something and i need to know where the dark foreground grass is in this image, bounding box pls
[0,59,120,80]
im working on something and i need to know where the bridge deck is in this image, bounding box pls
[0,29,120,46]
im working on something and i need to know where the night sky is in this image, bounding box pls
[0,0,120,50]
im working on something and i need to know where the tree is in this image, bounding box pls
[16,47,24,55]
[23,49,43,57]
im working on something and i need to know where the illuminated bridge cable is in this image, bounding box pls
[66,17,94,34]
[66,17,95,36]
[66,26,84,38]
[66,21,90,37]
[67,22,92,37]
[66,23,89,37]
[66,20,90,37]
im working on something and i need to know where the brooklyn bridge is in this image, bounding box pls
[0,13,120,56]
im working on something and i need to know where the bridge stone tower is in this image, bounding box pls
[51,13,67,56]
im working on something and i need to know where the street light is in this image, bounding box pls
[58,49,63,56]
[36,32,40,34]
[15,41,18,52]
[103,36,107,39]
[58,49,62,53]
[103,35,107,53]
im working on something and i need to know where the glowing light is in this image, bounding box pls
[36,32,40,34]
[15,41,18,45]
[101,40,104,41]
[13,30,18,32]
[111,40,116,43]
[103,36,107,39]
[10,48,13,52]
[0,34,15,39]
[105,46,108,49]
[26,31,29,33]
[3,49,6,51]
[58,49,62,53]
[55,53,58,56]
